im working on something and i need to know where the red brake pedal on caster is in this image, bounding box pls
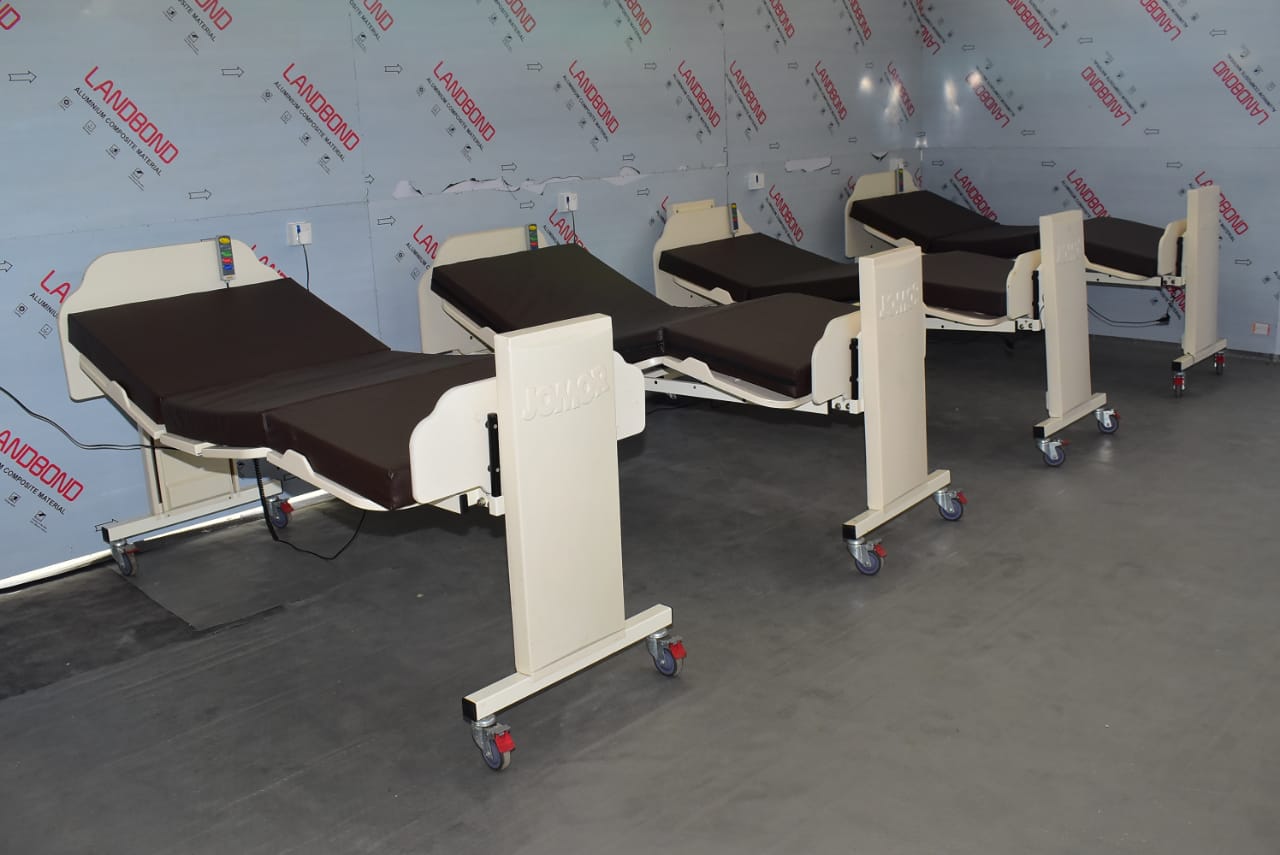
[668,640,687,661]
[872,543,887,558]
[280,501,294,514]
[493,731,515,754]
[955,491,968,505]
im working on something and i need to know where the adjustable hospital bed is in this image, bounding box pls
[844,170,1227,396]
[419,227,965,576]
[654,200,1114,467]
[59,237,687,772]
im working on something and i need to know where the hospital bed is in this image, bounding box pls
[844,170,1227,396]
[418,226,965,576]
[58,237,686,772]
[653,200,1114,467]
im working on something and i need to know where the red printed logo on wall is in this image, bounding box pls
[76,68,180,177]
[1080,64,1133,126]
[763,0,797,42]
[813,61,849,125]
[886,61,915,120]
[0,2,21,30]
[967,71,1013,129]
[428,61,496,149]
[1194,171,1250,238]
[350,0,394,40]
[0,428,85,512]
[547,210,587,249]
[950,170,998,221]
[567,60,621,138]
[1006,0,1055,47]
[1062,169,1109,218]
[278,63,363,158]
[727,60,767,132]
[767,184,804,244]
[1211,57,1272,126]
[674,60,722,137]
[1138,0,1182,40]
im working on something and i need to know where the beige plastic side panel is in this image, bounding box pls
[419,226,551,355]
[1038,210,1093,419]
[146,448,239,513]
[496,314,627,674]
[1182,186,1222,359]
[653,200,753,306]
[61,239,276,401]
[858,246,929,508]
[408,378,498,506]
[844,169,919,258]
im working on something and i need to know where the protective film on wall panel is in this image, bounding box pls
[913,0,1279,354]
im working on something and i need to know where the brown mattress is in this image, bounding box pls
[663,294,854,398]
[853,189,1167,275]
[67,278,388,423]
[659,234,861,302]
[851,191,1000,251]
[922,252,1018,318]
[264,358,495,510]
[162,351,479,449]
[432,244,698,362]
[434,243,856,399]
[68,278,497,510]
[1083,217,1165,278]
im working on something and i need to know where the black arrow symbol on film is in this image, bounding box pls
[364,174,375,184]
[621,153,635,161]
[931,160,945,167]
[8,71,36,83]
[768,142,781,150]
[1041,161,1057,167]
[1166,162,1183,169]
[188,189,212,200]
[376,216,396,226]
[385,64,402,74]
[527,62,543,71]
[961,44,975,52]
[518,201,535,209]
[1077,37,1093,44]
[635,188,650,196]
[1021,129,1037,136]
[1234,259,1253,266]
[1210,28,1227,36]
[0,261,11,273]
[1144,128,1160,135]
[500,162,517,172]
[221,67,244,77]
[642,62,657,71]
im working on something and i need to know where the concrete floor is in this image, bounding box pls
[1,333,1277,854]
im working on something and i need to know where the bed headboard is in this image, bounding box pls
[60,238,277,401]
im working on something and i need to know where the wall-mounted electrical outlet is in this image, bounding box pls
[558,192,579,212]
[287,222,313,246]
[746,172,765,190]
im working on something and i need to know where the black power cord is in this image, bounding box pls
[252,459,365,561]
[1087,305,1171,328]
[301,243,311,291]
[0,385,149,451]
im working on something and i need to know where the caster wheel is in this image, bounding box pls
[268,500,292,529]
[482,739,513,771]
[653,644,684,677]
[1097,412,1120,435]
[1042,444,1066,467]
[477,728,514,771]
[937,493,966,521]
[110,544,137,578]
[847,541,883,576]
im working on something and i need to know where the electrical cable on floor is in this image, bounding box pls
[1087,305,1171,328]
[0,385,149,451]
[252,459,365,560]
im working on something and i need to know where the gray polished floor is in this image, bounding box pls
[1,333,1277,855]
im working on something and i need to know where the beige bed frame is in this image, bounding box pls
[655,200,1113,467]
[420,227,962,575]
[845,169,1227,395]
[60,238,678,772]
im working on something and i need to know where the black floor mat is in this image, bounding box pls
[0,566,196,700]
